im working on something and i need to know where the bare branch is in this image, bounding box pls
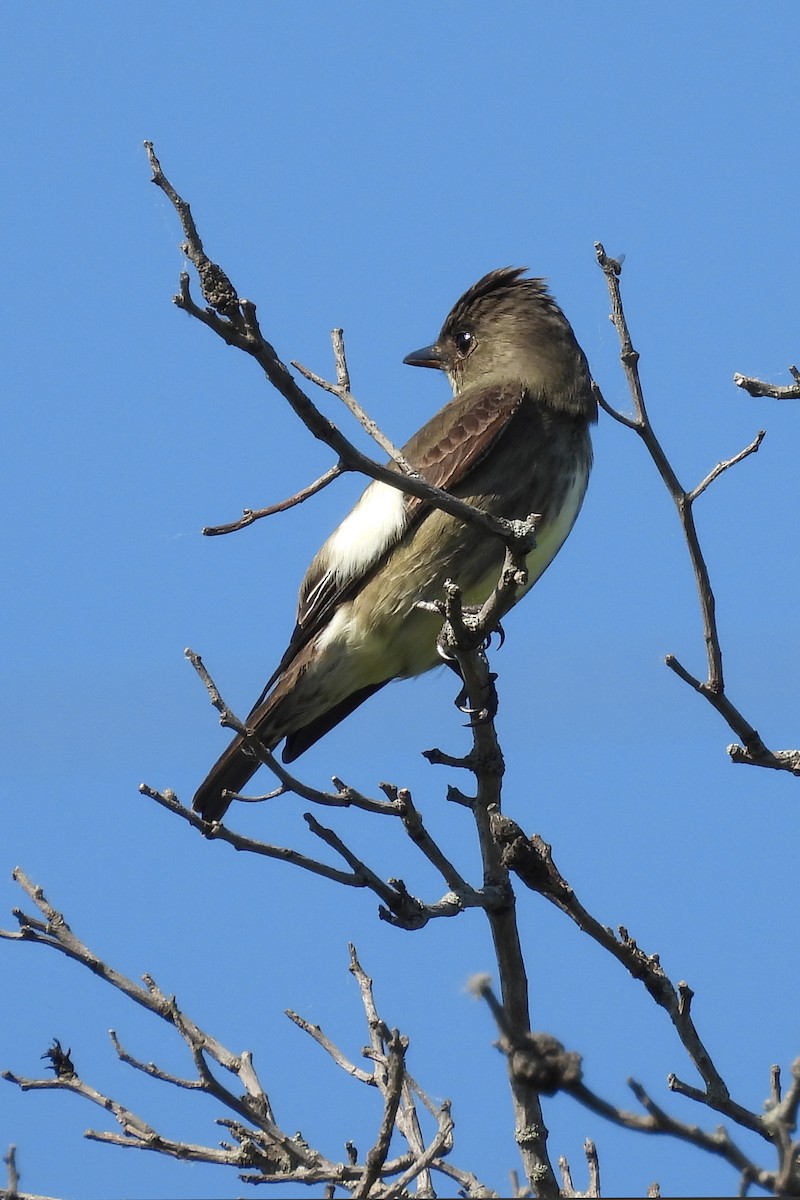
[202,462,344,537]
[146,644,502,926]
[727,743,800,775]
[294,328,414,472]
[595,242,800,778]
[3,875,492,1195]
[734,367,800,400]
[147,141,536,559]
[416,621,559,1196]
[138,784,368,887]
[687,429,766,502]
[489,820,769,1126]
[471,962,786,1192]
[352,1030,406,1199]
[568,1077,775,1189]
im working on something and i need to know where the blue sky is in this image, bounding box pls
[3,4,800,1198]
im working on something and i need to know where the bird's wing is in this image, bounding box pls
[249,382,525,711]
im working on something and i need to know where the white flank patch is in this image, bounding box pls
[325,480,406,584]
[314,604,353,654]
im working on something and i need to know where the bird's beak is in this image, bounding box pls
[403,342,445,370]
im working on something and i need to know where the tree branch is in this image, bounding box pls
[202,463,344,537]
[293,328,415,473]
[2,875,491,1195]
[734,366,800,400]
[146,141,536,561]
[595,242,799,777]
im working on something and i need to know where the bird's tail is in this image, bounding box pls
[191,733,268,824]
[191,645,392,823]
[191,655,301,823]
[191,677,389,822]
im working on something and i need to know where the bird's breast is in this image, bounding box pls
[516,461,588,596]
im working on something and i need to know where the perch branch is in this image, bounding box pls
[146,141,536,561]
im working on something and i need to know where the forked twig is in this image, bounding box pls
[1,875,490,1195]
[595,242,799,777]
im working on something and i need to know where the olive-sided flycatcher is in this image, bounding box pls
[193,267,596,822]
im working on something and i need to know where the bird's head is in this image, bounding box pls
[404,266,595,420]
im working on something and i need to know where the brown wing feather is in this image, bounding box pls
[401,381,524,510]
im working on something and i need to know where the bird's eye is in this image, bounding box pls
[454,330,474,356]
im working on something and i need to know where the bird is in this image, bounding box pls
[192,267,597,822]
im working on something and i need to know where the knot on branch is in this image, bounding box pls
[616,927,664,986]
[490,817,570,898]
[189,254,239,316]
[509,1032,584,1095]
[379,879,430,931]
[504,515,538,559]
[221,1119,301,1173]
[594,241,624,277]
[468,974,582,1094]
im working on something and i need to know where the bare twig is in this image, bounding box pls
[139,783,368,887]
[352,1030,406,1198]
[687,429,765,502]
[182,648,399,815]
[2,877,491,1195]
[595,242,800,777]
[2,1146,18,1200]
[734,366,800,400]
[302,812,430,930]
[345,946,453,1199]
[294,328,414,472]
[284,1010,373,1085]
[146,141,536,561]
[109,1030,201,1091]
[202,463,344,536]
[382,783,480,900]
[2,1143,65,1200]
[558,1140,601,1199]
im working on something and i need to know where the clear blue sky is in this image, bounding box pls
[3,4,799,1198]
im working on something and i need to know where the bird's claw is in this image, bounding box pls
[454,671,499,726]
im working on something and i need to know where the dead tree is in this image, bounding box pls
[2,146,798,1200]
